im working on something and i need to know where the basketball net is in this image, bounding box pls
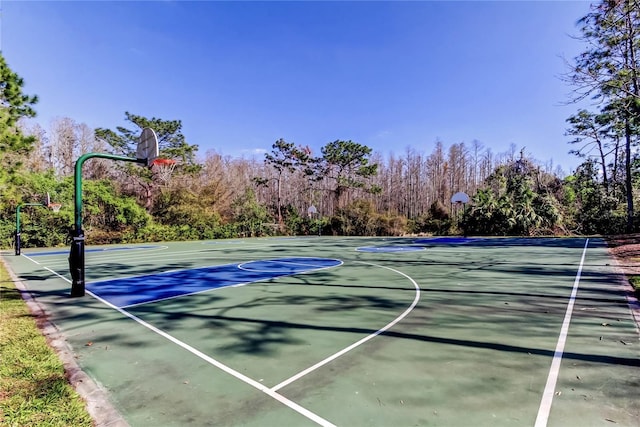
[150,158,177,185]
[48,203,62,213]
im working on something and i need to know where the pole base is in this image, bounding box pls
[69,231,85,297]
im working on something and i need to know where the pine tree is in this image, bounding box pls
[0,52,39,182]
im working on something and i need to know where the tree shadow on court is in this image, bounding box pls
[133,300,640,367]
[84,261,201,281]
[10,236,636,376]
[17,274,54,281]
[124,272,639,368]
[412,237,599,249]
[290,280,630,308]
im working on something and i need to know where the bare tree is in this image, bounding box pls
[47,117,100,177]
[18,120,50,172]
[426,140,447,206]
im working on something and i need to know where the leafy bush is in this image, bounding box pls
[375,212,407,236]
[330,200,377,236]
[409,201,453,235]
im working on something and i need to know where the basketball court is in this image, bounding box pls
[3,236,639,426]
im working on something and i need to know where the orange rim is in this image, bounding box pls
[150,158,176,166]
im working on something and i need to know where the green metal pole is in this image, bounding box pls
[15,203,44,256]
[69,152,146,297]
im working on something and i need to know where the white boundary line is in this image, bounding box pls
[19,255,336,427]
[21,253,40,264]
[534,238,589,427]
[271,261,421,392]
[22,253,72,282]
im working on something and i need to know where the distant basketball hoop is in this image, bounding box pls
[307,204,321,236]
[450,191,469,235]
[43,192,62,212]
[450,192,470,205]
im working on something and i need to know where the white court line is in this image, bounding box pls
[237,258,343,273]
[22,253,40,264]
[20,255,336,427]
[22,253,72,282]
[271,261,421,392]
[534,238,589,427]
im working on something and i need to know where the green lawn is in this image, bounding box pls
[629,275,640,298]
[0,259,93,427]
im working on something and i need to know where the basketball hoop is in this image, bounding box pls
[48,203,62,213]
[450,192,470,205]
[150,158,177,184]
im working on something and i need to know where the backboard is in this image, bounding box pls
[451,192,470,204]
[137,128,159,167]
[42,192,62,212]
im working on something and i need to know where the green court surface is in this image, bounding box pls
[2,236,639,427]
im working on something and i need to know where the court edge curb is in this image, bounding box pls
[1,255,130,427]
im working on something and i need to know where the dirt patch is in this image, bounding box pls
[605,234,640,296]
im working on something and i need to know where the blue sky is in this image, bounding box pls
[2,1,593,172]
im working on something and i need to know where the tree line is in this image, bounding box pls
[1,0,640,249]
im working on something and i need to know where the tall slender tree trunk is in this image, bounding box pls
[624,0,639,232]
[276,177,283,226]
[625,116,634,232]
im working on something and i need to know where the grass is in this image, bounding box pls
[629,275,640,299]
[0,260,93,427]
